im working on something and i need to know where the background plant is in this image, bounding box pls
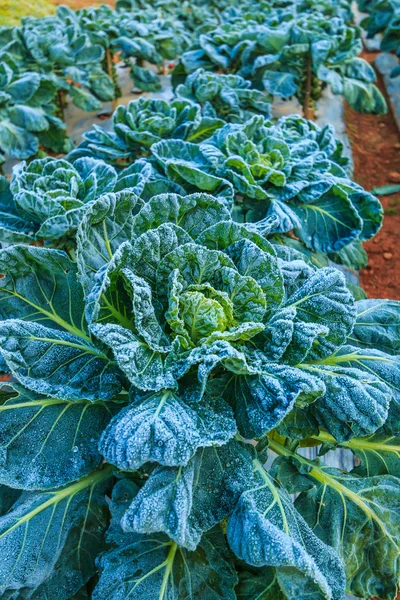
[173,12,386,118]
[359,0,400,77]
[175,68,272,122]
[0,45,71,162]
[0,81,381,272]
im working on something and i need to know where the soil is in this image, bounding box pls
[344,50,400,300]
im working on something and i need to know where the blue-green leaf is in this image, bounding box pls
[100,390,236,470]
[0,466,112,599]
[0,320,122,401]
[0,383,117,490]
[227,459,346,600]
[122,441,253,550]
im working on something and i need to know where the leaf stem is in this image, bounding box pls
[267,437,398,541]
[0,465,113,540]
[312,431,400,454]
[303,51,315,121]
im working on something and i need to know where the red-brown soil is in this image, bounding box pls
[344,51,400,300]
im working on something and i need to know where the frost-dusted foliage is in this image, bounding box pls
[0,52,70,161]
[151,115,383,254]
[1,157,145,245]
[1,101,383,268]
[175,68,272,122]
[174,13,386,115]
[68,97,224,166]
[0,1,398,598]
[0,187,399,599]
[2,15,116,113]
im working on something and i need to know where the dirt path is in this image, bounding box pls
[344,50,400,300]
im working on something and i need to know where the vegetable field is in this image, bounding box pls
[0,1,399,600]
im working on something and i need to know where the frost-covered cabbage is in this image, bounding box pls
[0,157,185,245]
[0,191,398,599]
[68,97,224,165]
[151,115,383,255]
[174,13,386,115]
[176,68,272,122]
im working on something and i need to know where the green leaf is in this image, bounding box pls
[0,246,122,398]
[294,464,400,599]
[315,431,400,477]
[131,64,161,92]
[343,78,387,114]
[0,246,86,334]
[290,185,363,254]
[328,239,368,271]
[197,220,276,254]
[186,116,225,142]
[156,243,235,291]
[151,139,231,194]
[348,299,400,355]
[227,458,346,600]
[236,567,286,600]
[95,521,237,600]
[348,188,383,241]
[284,267,356,360]
[304,362,392,440]
[8,104,49,132]
[0,320,123,401]
[179,288,232,342]
[89,67,115,102]
[100,390,236,470]
[131,192,230,240]
[0,120,39,159]
[226,362,324,439]
[0,211,37,244]
[77,191,143,294]
[345,57,376,83]
[312,345,400,435]
[70,86,102,112]
[131,224,193,288]
[6,72,41,103]
[0,383,117,489]
[231,242,284,313]
[122,441,253,550]
[371,183,400,196]
[91,322,174,391]
[0,466,112,599]
[351,433,400,477]
[262,71,299,98]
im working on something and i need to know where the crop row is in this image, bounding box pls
[0,0,388,164]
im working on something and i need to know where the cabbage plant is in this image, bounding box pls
[0,52,71,161]
[0,157,194,248]
[0,157,145,245]
[68,97,225,166]
[150,114,383,256]
[359,0,400,77]
[176,68,272,122]
[0,16,116,116]
[0,191,398,600]
[174,13,387,117]
[56,4,176,95]
[67,102,382,267]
